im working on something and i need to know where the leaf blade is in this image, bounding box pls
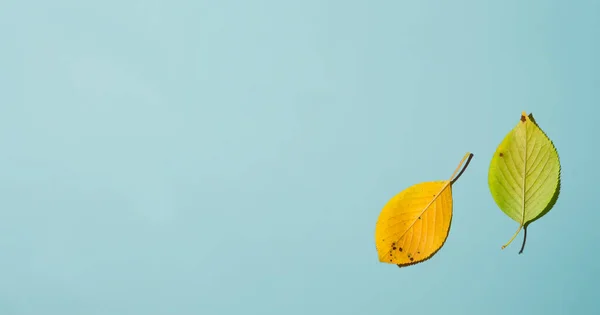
[375,180,453,266]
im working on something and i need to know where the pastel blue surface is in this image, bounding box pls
[1,1,598,314]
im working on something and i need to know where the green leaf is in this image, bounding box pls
[488,112,561,253]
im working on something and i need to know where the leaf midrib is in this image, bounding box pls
[520,123,527,226]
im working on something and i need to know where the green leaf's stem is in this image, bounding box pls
[502,224,523,250]
[518,226,527,254]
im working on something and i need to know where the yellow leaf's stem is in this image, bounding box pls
[502,224,523,250]
[450,153,474,184]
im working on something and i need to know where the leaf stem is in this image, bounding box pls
[450,153,474,184]
[502,224,523,250]
[518,226,528,254]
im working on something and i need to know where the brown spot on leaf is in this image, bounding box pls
[521,114,526,122]
[499,152,504,157]
[410,257,414,262]
[399,247,403,252]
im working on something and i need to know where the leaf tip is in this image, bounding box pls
[520,111,527,122]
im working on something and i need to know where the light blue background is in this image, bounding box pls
[1,1,598,314]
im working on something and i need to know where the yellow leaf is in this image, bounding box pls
[375,153,473,267]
